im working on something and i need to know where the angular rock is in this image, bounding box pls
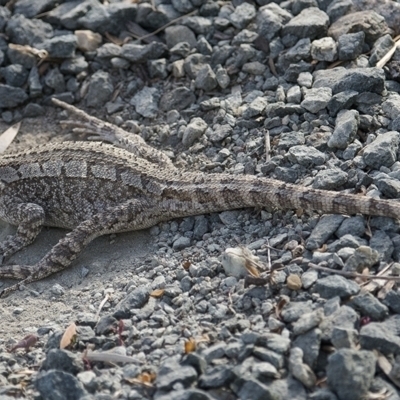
[313,67,385,94]
[363,131,399,169]
[329,109,360,149]
[282,8,329,40]
[329,10,388,45]
[327,349,376,400]
[315,275,360,299]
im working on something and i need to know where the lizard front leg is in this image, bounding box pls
[0,198,155,297]
[0,203,45,260]
[52,98,174,169]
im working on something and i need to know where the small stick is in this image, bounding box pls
[308,263,400,281]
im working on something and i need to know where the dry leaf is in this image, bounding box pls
[244,260,260,277]
[378,352,400,389]
[184,338,196,354]
[292,245,304,258]
[0,122,20,154]
[377,280,395,299]
[104,32,124,46]
[366,388,389,400]
[138,372,156,384]
[60,322,77,349]
[150,289,164,298]
[9,334,38,353]
[287,274,302,290]
[376,37,400,69]
[125,371,156,386]
[315,376,327,387]
[316,244,327,253]
[274,296,289,319]
[8,43,48,59]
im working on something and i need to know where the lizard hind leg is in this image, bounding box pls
[0,203,45,261]
[0,199,152,297]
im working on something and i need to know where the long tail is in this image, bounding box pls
[170,173,400,219]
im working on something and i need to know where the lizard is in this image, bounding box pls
[0,98,399,297]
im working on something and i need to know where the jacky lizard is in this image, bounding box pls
[0,99,399,296]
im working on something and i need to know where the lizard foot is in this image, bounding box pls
[0,265,37,297]
[60,120,117,143]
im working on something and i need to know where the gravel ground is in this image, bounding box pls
[2,0,400,399]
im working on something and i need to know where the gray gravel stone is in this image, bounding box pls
[313,67,385,94]
[370,33,394,66]
[327,90,358,116]
[309,388,339,400]
[173,236,191,251]
[198,365,235,388]
[256,3,292,41]
[360,322,400,354]
[293,328,321,367]
[331,327,359,349]
[344,246,379,272]
[184,16,212,35]
[130,86,159,118]
[38,34,77,58]
[312,168,348,190]
[327,349,376,400]
[287,145,326,166]
[320,305,359,341]
[114,286,150,318]
[215,65,230,89]
[252,347,284,369]
[363,131,399,169]
[383,289,400,314]
[292,308,324,335]
[35,370,88,400]
[329,10,388,45]
[348,292,389,321]
[1,64,28,87]
[0,84,28,107]
[156,365,198,391]
[336,216,366,238]
[327,0,352,22]
[382,93,400,119]
[86,70,113,108]
[311,37,337,62]
[237,378,280,400]
[370,230,394,261]
[282,7,329,40]
[201,342,225,363]
[160,86,195,111]
[195,64,217,91]
[182,117,207,147]
[209,124,232,142]
[376,178,400,199]
[6,13,53,46]
[301,87,332,113]
[41,349,84,375]
[328,109,359,149]
[301,269,318,289]
[229,2,256,29]
[306,215,345,250]
[315,275,360,299]
[289,347,316,388]
[337,32,365,61]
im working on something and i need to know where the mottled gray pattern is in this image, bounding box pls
[0,100,399,297]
